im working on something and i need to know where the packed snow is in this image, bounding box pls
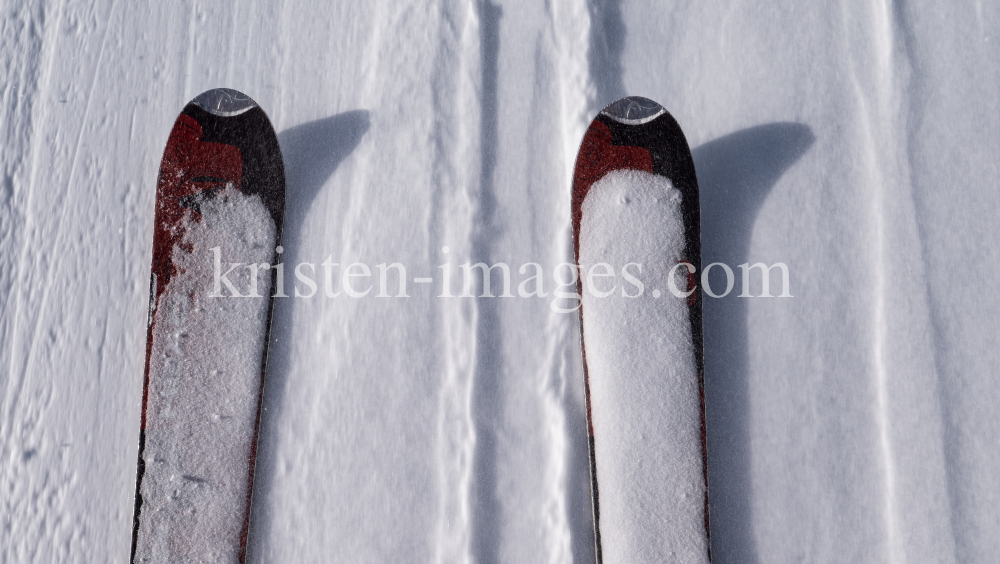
[136,186,276,563]
[2,1,1000,563]
[580,169,708,562]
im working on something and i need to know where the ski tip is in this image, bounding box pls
[191,88,257,117]
[600,96,665,125]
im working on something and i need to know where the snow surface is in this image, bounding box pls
[580,169,708,563]
[2,1,1000,563]
[136,186,275,563]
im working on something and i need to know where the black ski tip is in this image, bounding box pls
[191,88,258,117]
[178,89,286,235]
[600,96,665,125]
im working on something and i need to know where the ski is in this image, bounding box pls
[130,88,285,563]
[571,96,709,563]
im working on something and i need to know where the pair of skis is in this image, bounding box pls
[130,91,708,562]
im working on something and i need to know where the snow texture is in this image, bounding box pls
[580,169,708,563]
[136,186,276,563]
[1,1,1000,563]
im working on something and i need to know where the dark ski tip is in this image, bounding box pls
[600,96,665,125]
[191,88,258,117]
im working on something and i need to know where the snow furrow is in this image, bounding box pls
[895,2,1000,562]
[430,1,482,562]
[0,0,49,458]
[537,3,592,562]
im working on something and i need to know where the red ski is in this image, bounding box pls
[571,96,709,563]
[130,89,285,564]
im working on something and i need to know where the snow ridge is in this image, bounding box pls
[430,0,481,561]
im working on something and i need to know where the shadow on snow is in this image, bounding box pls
[247,110,370,560]
[693,121,814,564]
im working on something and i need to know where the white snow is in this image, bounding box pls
[136,186,276,563]
[2,1,1000,563]
[580,169,708,563]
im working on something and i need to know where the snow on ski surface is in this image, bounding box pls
[580,169,708,563]
[1,1,999,563]
[136,186,275,563]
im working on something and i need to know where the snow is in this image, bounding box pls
[580,169,708,563]
[136,186,276,563]
[2,1,1000,563]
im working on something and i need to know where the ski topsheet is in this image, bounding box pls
[571,97,709,563]
[131,89,285,563]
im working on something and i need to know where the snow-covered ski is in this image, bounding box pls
[130,88,285,563]
[571,96,709,563]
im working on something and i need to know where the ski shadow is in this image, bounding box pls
[247,110,370,560]
[470,2,506,564]
[279,111,371,243]
[587,0,627,109]
[692,122,814,564]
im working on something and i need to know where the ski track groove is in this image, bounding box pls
[467,0,504,562]
[226,0,238,87]
[0,0,50,460]
[845,3,901,556]
[847,1,940,561]
[893,2,965,560]
[2,11,67,546]
[19,0,117,441]
[1,0,46,441]
[532,21,587,558]
[529,30,569,564]
[530,3,590,559]
[429,0,480,561]
[182,0,195,101]
[544,1,592,560]
[3,0,117,558]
